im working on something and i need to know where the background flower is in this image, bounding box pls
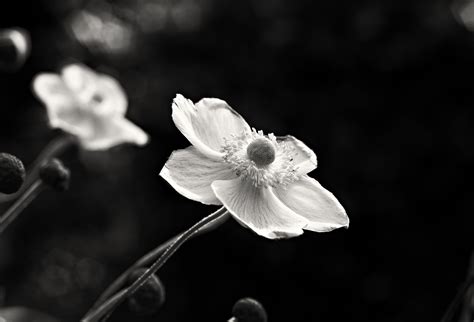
[33,64,148,150]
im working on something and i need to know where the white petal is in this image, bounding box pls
[33,73,73,111]
[274,175,348,232]
[97,75,127,115]
[172,94,251,159]
[0,307,59,322]
[61,64,126,116]
[33,73,90,137]
[160,146,236,205]
[277,135,317,174]
[79,117,149,150]
[211,178,308,239]
[61,64,97,102]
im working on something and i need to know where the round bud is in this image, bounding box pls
[0,153,25,194]
[232,297,267,322]
[127,268,166,316]
[0,28,30,71]
[247,139,276,167]
[39,159,70,191]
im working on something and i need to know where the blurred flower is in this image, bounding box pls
[33,64,149,150]
[452,0,474,30]
[0,307,58,322]
[68,9,134,55]
[0,28,30,71]
[160,95,349,239]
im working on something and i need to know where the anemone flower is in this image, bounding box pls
[160,94,349,239]
[33,64,148,150]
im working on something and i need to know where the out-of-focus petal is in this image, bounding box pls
[160,146,236,205]
[277,135,317,174]
[172,94,250,159]
[211,178,308,239]
[33,73,90,137]
[0,306,59,322]
[61,64,126,116]
[274,175,348,232]
[61,64,97,103]
[97,74,127,115]
[80,116,149,150]
[33,73,74,113]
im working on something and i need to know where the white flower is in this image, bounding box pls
[160,94,349,239]
[33,64,148,150]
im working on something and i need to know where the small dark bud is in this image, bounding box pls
[39,159,70,191]
[0,153,25,194]
[127,268,166,316]
[0,28,30,71]
[232,298,268,322]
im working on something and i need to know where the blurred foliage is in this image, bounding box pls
[0,0,474,321]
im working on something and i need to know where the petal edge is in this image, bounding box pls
[212,178,308,239]
[274,175,349,233]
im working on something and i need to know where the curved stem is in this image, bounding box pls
[0,134,76,203]
[82,207,228,322]
[88,209,230,313]
[440,277,474,322]
[0,180,45,235]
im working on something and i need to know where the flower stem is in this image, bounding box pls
[81,207,229,322]
[88,208,229,314]
[0,134,76,203]
[0,180,45,235]
[440,278,474,322]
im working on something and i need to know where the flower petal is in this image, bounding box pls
[160,146,236,205]
[79,117,149,150]
[211,178,308,239]
[61,64,97,101]
[0,307,59,322]
[172,94,251,159]
[61,64,127,116]
[33,73,91,136]
[277,135,317,174]
[274,175,348,232]
[96,74,128,115]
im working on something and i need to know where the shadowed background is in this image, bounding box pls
[0,0,473,321]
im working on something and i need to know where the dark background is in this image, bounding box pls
[0,0,473,321]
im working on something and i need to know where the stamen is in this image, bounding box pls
[222,129,299,188]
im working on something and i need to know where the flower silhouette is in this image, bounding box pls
[33,64,148,150]
[160,94,349,239]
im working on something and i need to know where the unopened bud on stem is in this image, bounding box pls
[0,153,25,194]
[127,268,166,316]
[231,297,267,322]
[39,159,70,191]
[0,28,30,71]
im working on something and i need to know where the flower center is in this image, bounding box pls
[222,129,299,188]
[246,138,275,167]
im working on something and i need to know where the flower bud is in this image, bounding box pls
[39,159,70,191]
[127,268,166,316]
[0,153,25,194]
[0,28,30,71]
[232,297,267,322]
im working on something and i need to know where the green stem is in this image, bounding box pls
[82,207,228,322]
[87,209,229,315]
[0,134,76,203]
[0,180,45,235]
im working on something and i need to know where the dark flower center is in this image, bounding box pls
[246,138,276,167]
